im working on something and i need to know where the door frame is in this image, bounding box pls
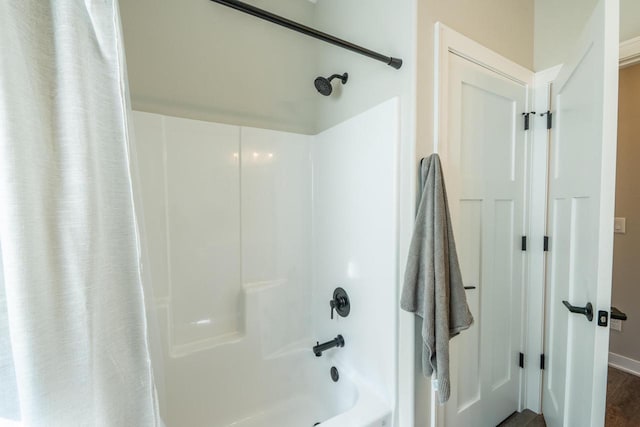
[526,65,561,415]
[432,23,535,427]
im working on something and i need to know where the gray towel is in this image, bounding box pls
[401,153,473,404]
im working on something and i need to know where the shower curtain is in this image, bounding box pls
[0,1,162,426]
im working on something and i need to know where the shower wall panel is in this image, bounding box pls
[132,111,312,357]
[164,116,242,349]
[311,98,399,407]
[132,99,400,425]
[240,127,312,355]
[133,112,171,302]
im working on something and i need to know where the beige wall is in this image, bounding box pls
[119,0,419,136]
[610,63,640,362]
[119,0,640,132]
[415,1,534,424]
[119,0,318,134]
[313,0,415,133]
[533,0,598,70]
[621,0,640,42]
[534,0,640,71]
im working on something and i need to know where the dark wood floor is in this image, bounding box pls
[498,409,546,427]
[497,366,640,427]
[606,366,640,426]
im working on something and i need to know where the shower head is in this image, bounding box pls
[314,73,348,96]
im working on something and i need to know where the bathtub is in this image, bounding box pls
[318,373,393,427]
[164,347,391,427]
[219,358,391,427]
[159,282,392,427]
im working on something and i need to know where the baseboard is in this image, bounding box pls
[609,352,640,377]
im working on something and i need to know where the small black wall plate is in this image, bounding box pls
[332,287,350,318]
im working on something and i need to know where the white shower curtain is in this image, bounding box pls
[0,1,162,426]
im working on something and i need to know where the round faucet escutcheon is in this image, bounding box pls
[330,287,350,319]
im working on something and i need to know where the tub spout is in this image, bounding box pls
[313,335,345,357]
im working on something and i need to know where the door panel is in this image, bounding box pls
[444,53,528,427]
[490,200,516,390]
[542,0,619,425]
[456,200,482,409]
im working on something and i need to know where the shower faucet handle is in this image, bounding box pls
[329,287,350,319]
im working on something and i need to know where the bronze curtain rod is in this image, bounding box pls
[209,0,403,70]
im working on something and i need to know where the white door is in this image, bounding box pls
[541,0,619,426]
[442,53,529,427]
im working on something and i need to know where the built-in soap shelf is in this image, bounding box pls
[161,279,310,359]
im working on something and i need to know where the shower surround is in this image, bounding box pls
[133,98,399,426]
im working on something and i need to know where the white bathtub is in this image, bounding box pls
[219,358,391,427]
[318,373,393,427]
[159,282,392,427]
[164,347,390,427]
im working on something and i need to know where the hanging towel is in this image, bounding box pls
[401,153,473,405]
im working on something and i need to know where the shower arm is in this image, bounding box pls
[209,0,403,70]
[327,74,347,83]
